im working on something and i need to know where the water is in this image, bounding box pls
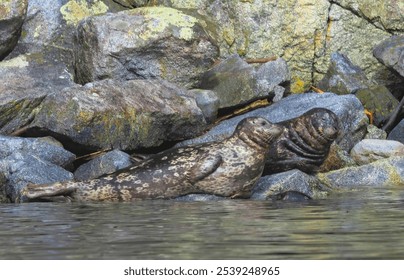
[1,186,404,259]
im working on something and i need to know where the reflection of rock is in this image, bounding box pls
[251,170,330,200]
[74,7,219,88]
[74,150,132,181]
[29,79,206,151]
[199,55,289,108]
[350,140,404,165]
[317,157,404,188]
[0,0,28,59]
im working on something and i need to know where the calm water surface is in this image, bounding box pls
[1,186,404,259]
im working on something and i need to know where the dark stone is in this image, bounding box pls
[388,119,404,144]
[354,85,399,126]
[74,150,132,181]
[374,35,404,78]
[318,52,372,94]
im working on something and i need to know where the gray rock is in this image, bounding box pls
[0,153,73,202]
[112,0,148,8]
[0,171,8,203]
[0,0,28,59]
[364,125,387,140]
[251,170,329,200]
[317,156,404,188]
[318,52,373,94]
[175,194,226,202]
[0,136,75,167]
[178,92,367,152]
[74,150,132,181]
[30,79,206,150]
[350,139,404,165]
[183,89,219,123]
[354,85,399,127]
[74,7,219,88]
[0,52,75,135]
[200,55,289,108]
[374,36,404,78]
[388,120,404,144]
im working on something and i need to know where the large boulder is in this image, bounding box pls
[0,53,74,135]
[317,156,404,188]
[0,0,28,59]
[199,55,290,109]
[178,92,368,152]
[28,79,206,151]
[74,6,219,88]
[373,36,404,78]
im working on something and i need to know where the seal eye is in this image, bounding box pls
[260,121,267,126]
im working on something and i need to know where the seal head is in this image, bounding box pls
[264,108,340,174]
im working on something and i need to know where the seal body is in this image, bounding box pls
[264,108,340,174]
[19,117,282,202]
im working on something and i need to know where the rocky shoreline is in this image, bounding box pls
[1,0,403,203]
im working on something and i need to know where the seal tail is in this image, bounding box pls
[17,182,77,203]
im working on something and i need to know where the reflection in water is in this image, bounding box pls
[1,186,404,259]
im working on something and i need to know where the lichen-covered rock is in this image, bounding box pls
[0,53,74,135]
[183,89,219,124]
[112,0,148,8]
[74,150,132,181]
[354,85,399,126]
[0,152,74,202]
[318,52,373,94]
[364,125,387,140]
[0,136,75,167]
[0,0,28,59]
[373,35,404,78]
[251,170,330,200]
[313,4,391,85]
[350,139,404,165]
[178,92,367,152]
[332,0,404,33]
[199,55,289,108]
[388,119,404,144]
[317,156,404,188]
[74,6,219,88]
[30,79,206,150]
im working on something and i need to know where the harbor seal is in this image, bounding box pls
[264,108,340,174]
[18,117,282,202]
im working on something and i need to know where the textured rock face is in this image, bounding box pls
[74,7,219,88]
[350,139,404,165]
[30,79,206,150]
[0,0,28,59]
[178,92,368,152]
[199,55,289,108]
[317,157,404,188]
[374,35,404,78]
[151,0,400,93]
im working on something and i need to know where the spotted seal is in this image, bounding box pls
[264,108,340,174]
[18,117,282,202]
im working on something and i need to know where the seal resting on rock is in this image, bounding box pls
[18,117,282,202]
[264,108,340,175]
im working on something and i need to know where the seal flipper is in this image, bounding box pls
[188,154,223,184]
[17,182,77,203]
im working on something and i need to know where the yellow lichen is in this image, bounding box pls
[291,76,306,93]
[0,55,29,68]
[134,7,198,41]
[60,0,108,25]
